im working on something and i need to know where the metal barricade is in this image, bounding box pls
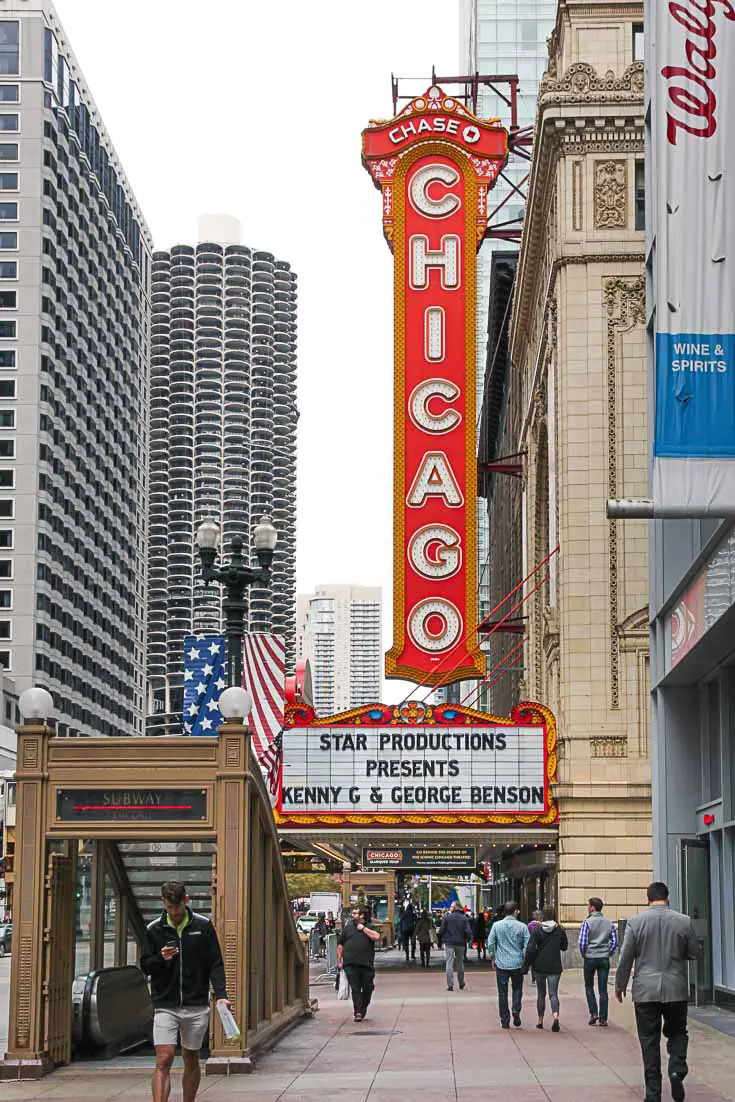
[325,932,338,973]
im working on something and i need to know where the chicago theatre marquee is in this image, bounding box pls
[276,90,559,910]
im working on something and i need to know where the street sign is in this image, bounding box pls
[361,845,477,870]
[55,788,208,823]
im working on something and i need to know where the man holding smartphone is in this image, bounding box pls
[140,880,231,1102]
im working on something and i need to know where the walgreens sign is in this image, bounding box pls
[363,87,507,683]
[653,0,735,510]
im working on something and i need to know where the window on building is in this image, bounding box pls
[0,291,15,307]
[0,560,10,578]
[0,648,11,670]
[633,22,644,61]
[0,231,16,249]
[0,172,16,189]
[0,590,10,609]
[0,382,13,400]
[0,114,17,132]
[0,469,14,487]
[0,412,13,428]
[635,161,645,232]
[0,143,17,160]
[0,620,11,640]
[0,321,14,339]
[0,500,13,517]
[0,440,14,458]
[0,263,16,279]
[0,350,15,367]
[703,678,722,801]
[0,23,19,76]
[0,86,18,103]
[0,530,12,547]
[0,202,17,219]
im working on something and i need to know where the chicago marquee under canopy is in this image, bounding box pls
[275,700,557,828]
[362,87,508,685]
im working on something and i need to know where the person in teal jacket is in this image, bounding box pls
[487,901,531,1028]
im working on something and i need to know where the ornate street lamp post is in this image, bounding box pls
[195,516,278,688]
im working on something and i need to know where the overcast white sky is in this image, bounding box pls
[54,0,460,702]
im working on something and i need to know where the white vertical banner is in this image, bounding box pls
[653,0,735,510]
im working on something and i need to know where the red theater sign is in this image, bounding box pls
[363,87,508,684]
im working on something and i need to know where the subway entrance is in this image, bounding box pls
[1,707,310,1081]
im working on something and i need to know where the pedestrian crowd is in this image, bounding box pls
[336,881,699,1102]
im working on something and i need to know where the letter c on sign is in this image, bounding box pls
[409,163,461,219]
[408,524,462,580]
[408,598,463,653]
[409,378,462,434]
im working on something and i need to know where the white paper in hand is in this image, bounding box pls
[216,1002,241,1039]
[338,969,350,1000]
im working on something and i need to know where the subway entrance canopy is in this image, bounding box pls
[2,709,310,1080]
[275,699,558,862]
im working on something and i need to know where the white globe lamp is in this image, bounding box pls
[18,686,54,721]
[218,686,253,721]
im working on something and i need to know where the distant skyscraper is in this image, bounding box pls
[296,585,381,716]
[147,215,297,732]
[0,1,151,735]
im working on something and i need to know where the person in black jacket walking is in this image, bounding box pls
[439,902,473,991]
[525,905,568,1032]
[141,880,231,1102]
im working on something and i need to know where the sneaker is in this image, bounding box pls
[447,986,454,991]
[551,1019,560,1033]
[536,1022,544,1030]
[459,983,465,990]
[670,1073,685,1101]
[598,1020,608,1028]
[588,1015,598,1026]
[513,1015,522,1028]
[501,1022,510,1029]
[354,1014,363,1022]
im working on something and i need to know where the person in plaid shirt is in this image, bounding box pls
[579,896,618,1026]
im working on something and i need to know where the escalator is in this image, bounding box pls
[71,841,216,1061]
[115,841,216,924]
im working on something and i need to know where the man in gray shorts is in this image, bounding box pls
[141,880,231,1102]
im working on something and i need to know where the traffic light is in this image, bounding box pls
[74,883,82,902]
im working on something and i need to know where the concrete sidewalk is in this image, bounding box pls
[1,952,733,1100]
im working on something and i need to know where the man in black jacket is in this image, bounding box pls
[439,902,473,991]
[140,880,231,1102]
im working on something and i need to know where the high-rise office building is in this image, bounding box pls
[0,2,151,736]
[147,216,297,732]
[296,585,381,716]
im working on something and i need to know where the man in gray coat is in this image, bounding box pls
[615,882,699,1102]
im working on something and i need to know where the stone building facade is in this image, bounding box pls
[508,0,651,924]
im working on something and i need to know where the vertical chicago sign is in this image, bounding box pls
[363,87,508,684]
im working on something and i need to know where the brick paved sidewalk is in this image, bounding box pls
[1,954,733,1101]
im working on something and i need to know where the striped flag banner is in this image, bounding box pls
[243,634,285,792]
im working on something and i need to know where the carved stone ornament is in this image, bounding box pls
[594,161,627,228]
[540,61,644,99]
[590,736,628,758]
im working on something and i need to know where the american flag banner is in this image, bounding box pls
[183,636,226,736]
[242,633,285,779]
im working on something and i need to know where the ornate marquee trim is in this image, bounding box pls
[274,700,559,828]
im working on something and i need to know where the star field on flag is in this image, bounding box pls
[182,635,226,736]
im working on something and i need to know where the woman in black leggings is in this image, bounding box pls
[525,905,568,1031]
